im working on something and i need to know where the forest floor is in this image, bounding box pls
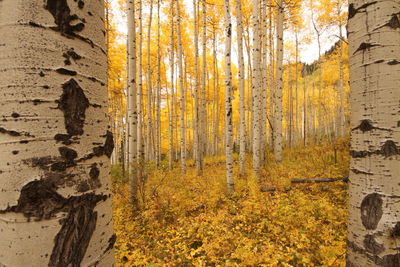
[112,138,350,266]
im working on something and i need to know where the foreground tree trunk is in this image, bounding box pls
[127,0,138,205]
[224,0,234,194]
[0,0,115,265]
[251,0,262,179]
[236,0,246,176]
[274,0,284,162]
[347,1,400,266]
[176,0,187,173]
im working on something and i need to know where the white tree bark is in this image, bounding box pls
[176,0,187,173]
[168,0,175,169]
[155,0,161,168]
[347,1,400,266]
[145,0,154,162]
[224,0,234,194]
[201,0,207,168]
[127,0,138,205]
[274,0,283,162]
[252,0,262,178]
[0,0,115,265]
[193,0,202,175]
[236,0,246,176]
[137,0,145,182]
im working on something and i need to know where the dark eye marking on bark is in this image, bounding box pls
[0,127,35,137]
[380,140,399,157]
[348,2,377,19]
[352,120,392,132]
[58,147,77,162]
[350,140,399,158]
[0,179,108,266]
[348,239,400,266]
[363,234,384,254]
[58,79,89,136]
[388,60,400,65]
[0,181,66,219]
[78,0,85,9]
[391,222,400,238]
[54,134,72,145]
[49,193,107,267]
[63,48,82,65]
[0,127,21,136]
[11,112,20,118]
[360,193,383,230]
[354,42,380,54]
[75,131,114,162]
[89,165,100,180]
[45,0,85,35]
[56,68,77,76]
[387,14,400,29]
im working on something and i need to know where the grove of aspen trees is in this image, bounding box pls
[0,0,398,266]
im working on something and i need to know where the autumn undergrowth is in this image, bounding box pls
[112,138,350,266]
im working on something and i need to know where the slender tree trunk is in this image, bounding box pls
[252,0,262,179]
[155,0,161,167]
[295,31,299,145]
[274,0,283,162]
[146,0,154,162]
[0,1,115,265]
[127,0,138,205]
[224,0,234,194]
[338,17,345,138]
[347,1,400,266]
[236,0,246,176]
[193,0,202,175]
[176,0,186,173]
[137,0,145,183]
[303,75,307,146]
[200,0,207,170]
[168,0,175,169]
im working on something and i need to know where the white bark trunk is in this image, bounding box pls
[347,1,400,266]
[127,0,138,205]
[176,0,187,173]
[236,0,246,176]
[224,0,234,193]
[274,0,283,162]
[252,0,262,178]
[0,0,115,265]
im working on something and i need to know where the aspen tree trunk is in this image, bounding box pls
[295,31,299,145]
[146,0,154,162]
[201,0,207,169]
[338,15,345,138]
[193,0,202,175]
[268,0,275,150]
[127,0,138,205]
[224,0,234,194]
[176,0,186,173]
[168,0,175,169]
[0,0,115,265]
[274,0,283,162]
[213,29,220,156]
[236,0,246,176]
[288,64,293,148]
[260,0,267,162]
[347,1,400,266]
[252,0,262,178]
[137,0,145,181]
[303,75,307,146]
[155,0,161,167]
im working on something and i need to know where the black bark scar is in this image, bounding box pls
[58,79,89,136]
